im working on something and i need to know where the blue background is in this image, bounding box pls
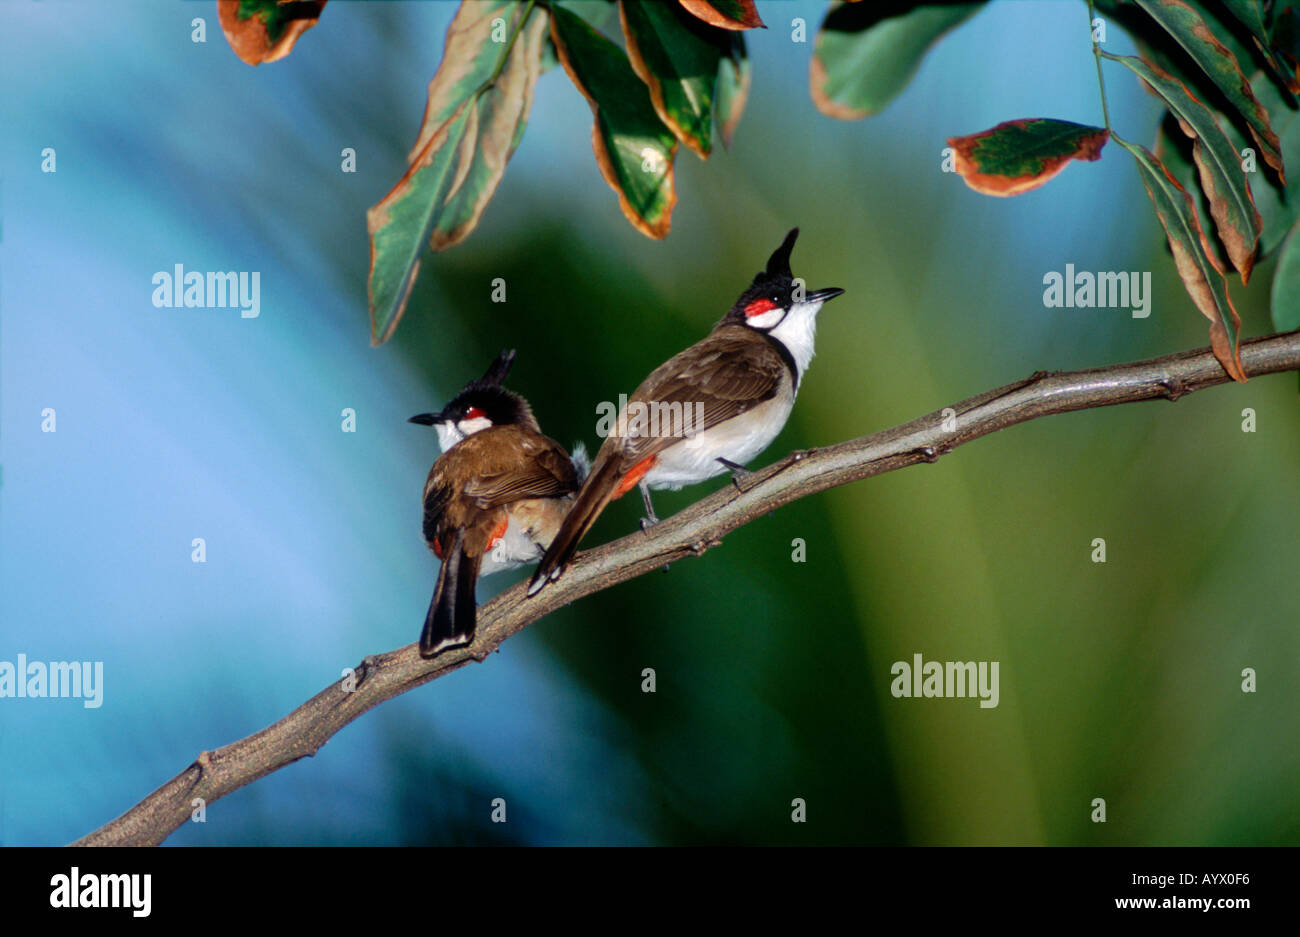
[1,0,1296,845]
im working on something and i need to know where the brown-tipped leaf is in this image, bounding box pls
[620,0,732,159]
[1131,0,1283,180]
[1154,115,1229,273]
[551,4,678,239]
[677,0,764,31]
[1116,138,1247,382]
[1108,53,1261,281]
[366,2,548,345]
[218,0,326,66]
[948,118,1108,197]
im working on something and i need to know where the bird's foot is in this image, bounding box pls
[717,457,757,492]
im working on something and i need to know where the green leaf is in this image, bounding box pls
[811,0,984,120]
[715,32,750,149]
[678,0,764,31]
[620,0,731,158]
[947,118,1108,197]
[366,2,548,345]
[1272,3,1300,79]
[1241,71,1300,257]
[1268,221,1300,332]
[1219,0,1292,83]
[367,105,473,346]
[1116,137,1247,382]
[551,4,678,238]
[555,0,618,32]
[1131,0,1283,179]
[1263,223,1300,332]
[544,2,616,72]
[1107,53,1261,281]
[1221,0,1268,45]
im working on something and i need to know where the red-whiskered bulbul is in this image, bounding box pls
[527,228,843,595]
[410,350,581,656]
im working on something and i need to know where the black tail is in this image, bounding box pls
[420,529,483,657]
[527,452,624,595]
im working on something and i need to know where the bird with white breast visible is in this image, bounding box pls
[528,228,843,595]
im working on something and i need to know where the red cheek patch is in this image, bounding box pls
[744,298,778,317]
[466,407,486,420]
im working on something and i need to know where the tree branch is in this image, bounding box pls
[73,330,1300,846]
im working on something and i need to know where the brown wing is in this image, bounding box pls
[457,426,579,507]
[424,426,577,558]
[610,324,788,463]
[421,475,454,549]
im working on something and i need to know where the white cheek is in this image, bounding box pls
[767,300,825,378]
[746,308,785,330]
[457,416,493,437]
[434,423,464,452]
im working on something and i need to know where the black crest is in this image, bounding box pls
[479,349,516,386]
[723,228,800,325]
[766,228,799,278]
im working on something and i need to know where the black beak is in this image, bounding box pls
[807,287,845,303]
[408,412,445,426]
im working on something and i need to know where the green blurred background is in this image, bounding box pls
[2,0,1296,845]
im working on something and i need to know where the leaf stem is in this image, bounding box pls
[1086,0,1112,133]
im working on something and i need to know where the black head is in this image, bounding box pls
[721,228,844,330]
[408,349,538,447]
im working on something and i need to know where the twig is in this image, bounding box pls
[72,330,1300,846]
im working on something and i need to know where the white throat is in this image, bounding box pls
[765,299,824,382]
[434,422,464,452]
[435,415,494,453]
